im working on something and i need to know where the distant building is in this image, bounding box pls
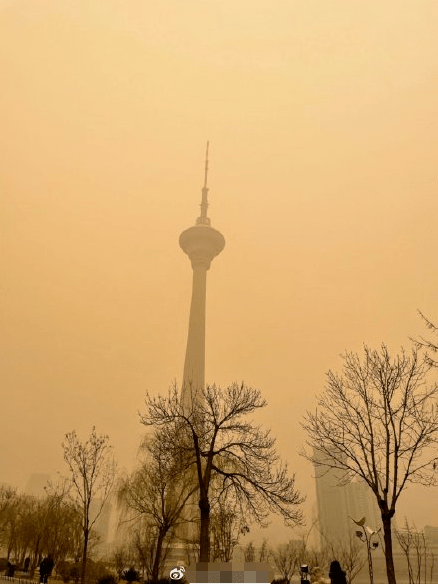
[90,498,112,545]
[424,525,438,542]
[106,492,134,549]
[314,450,381,546]
[424,525,438,554]
[344,480,381,530]
[314,456,350,545]
[25,473,51,496]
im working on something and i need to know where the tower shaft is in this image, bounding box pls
[182,266,207,411]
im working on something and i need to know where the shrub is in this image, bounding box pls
[86,560,110,583]
[96,574,118,584]
[70,564,81,584]
[57,561,73,583]
[121,568,141,583]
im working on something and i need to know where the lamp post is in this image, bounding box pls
[351,517,380,584]
[299,564,309,584]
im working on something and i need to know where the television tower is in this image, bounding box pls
[179,143,225,410]
[166,144,225,564]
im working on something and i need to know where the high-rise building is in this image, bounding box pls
[314,450,381,546]
[314,452,350,545]
[344,480,381,532]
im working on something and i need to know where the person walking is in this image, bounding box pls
[44,555,54,583]
[39,555,54,584]
[328,561,347,584]
[24,557,30,573]
[39,557,48,583]
[6,562,16,577]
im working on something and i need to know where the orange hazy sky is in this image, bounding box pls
[1,0,438,545]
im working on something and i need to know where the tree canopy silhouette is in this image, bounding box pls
[141,382,304,561]
[63,427,116,584]
[301,344,438,584]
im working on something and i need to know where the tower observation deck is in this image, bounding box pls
[179,142,225,411]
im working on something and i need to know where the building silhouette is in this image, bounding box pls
[345,480,381,531]
[424,525,438,555]
[314,450,380,546]
[89,498,113,549]
[314,455,350,545]
[25,473,51,496]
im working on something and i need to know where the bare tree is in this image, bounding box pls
[10,494,49,572]
[271,522,349,584]
[271,540,304,583]
[39,481,83,568]
[243,541,255,562]
[62,427,116,584]
[0,486,17,555]
[295,522,329,577]
[110,543,140,581]
[395,520,436,584]
[258,538,271,562]
[0,486,23,562]
[141,382,304,561]
[330,533,367,584]
[210,497,248,562]
[0,484,81,574]
[311,521,366,583]
[412,311,438,367]
[130,525,168,582]
[110,545,131,581]
[301,344,438,584]
[118,426,197,581]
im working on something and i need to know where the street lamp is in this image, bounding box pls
[299,564,309,584]
[351,517,381,584]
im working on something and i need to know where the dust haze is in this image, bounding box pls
[1,0,438,545]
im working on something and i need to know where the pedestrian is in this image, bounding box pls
[328,561,347,584]
[24,557,30,573]
[6,562,16,577]
[44,555,54,584]
[39,558,48,583]
[39,555,54,584]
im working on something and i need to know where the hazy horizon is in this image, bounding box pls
[2,0,438,547]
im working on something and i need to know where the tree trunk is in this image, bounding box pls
[81,528,89,584]
[152,528,166,582]
[382,511,397,584]
[30,537,41,578]
[199,496,210,562]
[19,550,26,567]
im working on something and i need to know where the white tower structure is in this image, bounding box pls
[179,142,225,410]
[167,144,224,564]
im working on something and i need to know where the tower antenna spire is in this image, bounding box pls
[203,141,209,188]
[198,141,210,225]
